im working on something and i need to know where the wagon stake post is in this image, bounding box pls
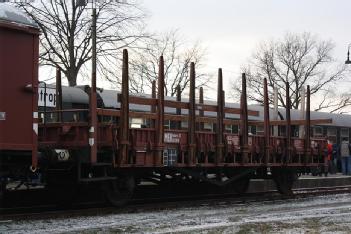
[199,87,204,131]
[188,62,196,165]
[263,78,271,164]
[118,49,130,165]
[240,73,249,163]
[56,67,63,122]
[305,85,311,164]
[216,68,224,164]
[87,7,98,164]
[155,55,165,166]
[285,82,292,164]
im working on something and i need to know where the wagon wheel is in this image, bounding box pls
[47,183,77,207]
[225,171,251,194]
[46,170,78,207]
[232,177,250,194]
[272,168,297,195]
[103,176,135,207]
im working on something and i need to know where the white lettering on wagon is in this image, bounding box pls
[164,132,181,143]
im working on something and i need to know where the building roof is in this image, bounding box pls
[44,84,351,127]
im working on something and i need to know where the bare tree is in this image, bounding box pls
[314,89,351,114]
[231,32,348,113]
[129,30,211,96]
[17,0,148,86]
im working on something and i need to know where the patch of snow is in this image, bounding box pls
[0,3,37,28]
[2,194,351,233]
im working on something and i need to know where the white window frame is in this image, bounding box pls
[340,128,349,142]
[164,119,171,129]
[204,122,213,131]
[327,127,337,143]
[313,126,323,137]
[225,124,232,133]
[256,125,264,136]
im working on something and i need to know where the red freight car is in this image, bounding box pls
[0,4,40,197]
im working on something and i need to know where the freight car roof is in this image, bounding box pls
[0,3,38,28]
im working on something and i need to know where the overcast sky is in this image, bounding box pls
[142,0,351,97]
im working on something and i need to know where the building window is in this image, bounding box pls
[130,118,146,128]
[256,125,264,136]
[164,120,171,129]
[340,128,349,142]
[327,127,337,143]
[170,120,180,129]
[225,125,232,133]
[313,126,323,137]
[279,126,286,136]
[292,126,299,137]
[204,122,213,132]
[249,125,256,135]
[232,125,239,134]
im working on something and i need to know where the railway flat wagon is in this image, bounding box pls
[38,51,330,205]
[0,5,331,206]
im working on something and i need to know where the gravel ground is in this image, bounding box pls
[1,193,351,234]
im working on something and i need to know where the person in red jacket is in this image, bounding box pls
[324,140,333,176]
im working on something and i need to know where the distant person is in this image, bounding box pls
[325,140,333,176]
[339,138,350,175]
[332,143,340,173]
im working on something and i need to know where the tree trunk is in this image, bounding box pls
[65,69,78,87]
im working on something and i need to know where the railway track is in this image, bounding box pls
[1,185,351,221]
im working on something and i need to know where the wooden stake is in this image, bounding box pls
[199,87,204,131]
[241,73,249,163]
[176,85,182,129]
[151,80,156,128]
[119,49,130,165]
[285,82,291,163]
[263,78,270,164]
[155,56,165,166]
[305,85,311,163]
[188,62,196,165]
[216,68,224,164]
[56,67,63,122]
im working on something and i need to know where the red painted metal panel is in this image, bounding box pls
[0,24,39,153]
